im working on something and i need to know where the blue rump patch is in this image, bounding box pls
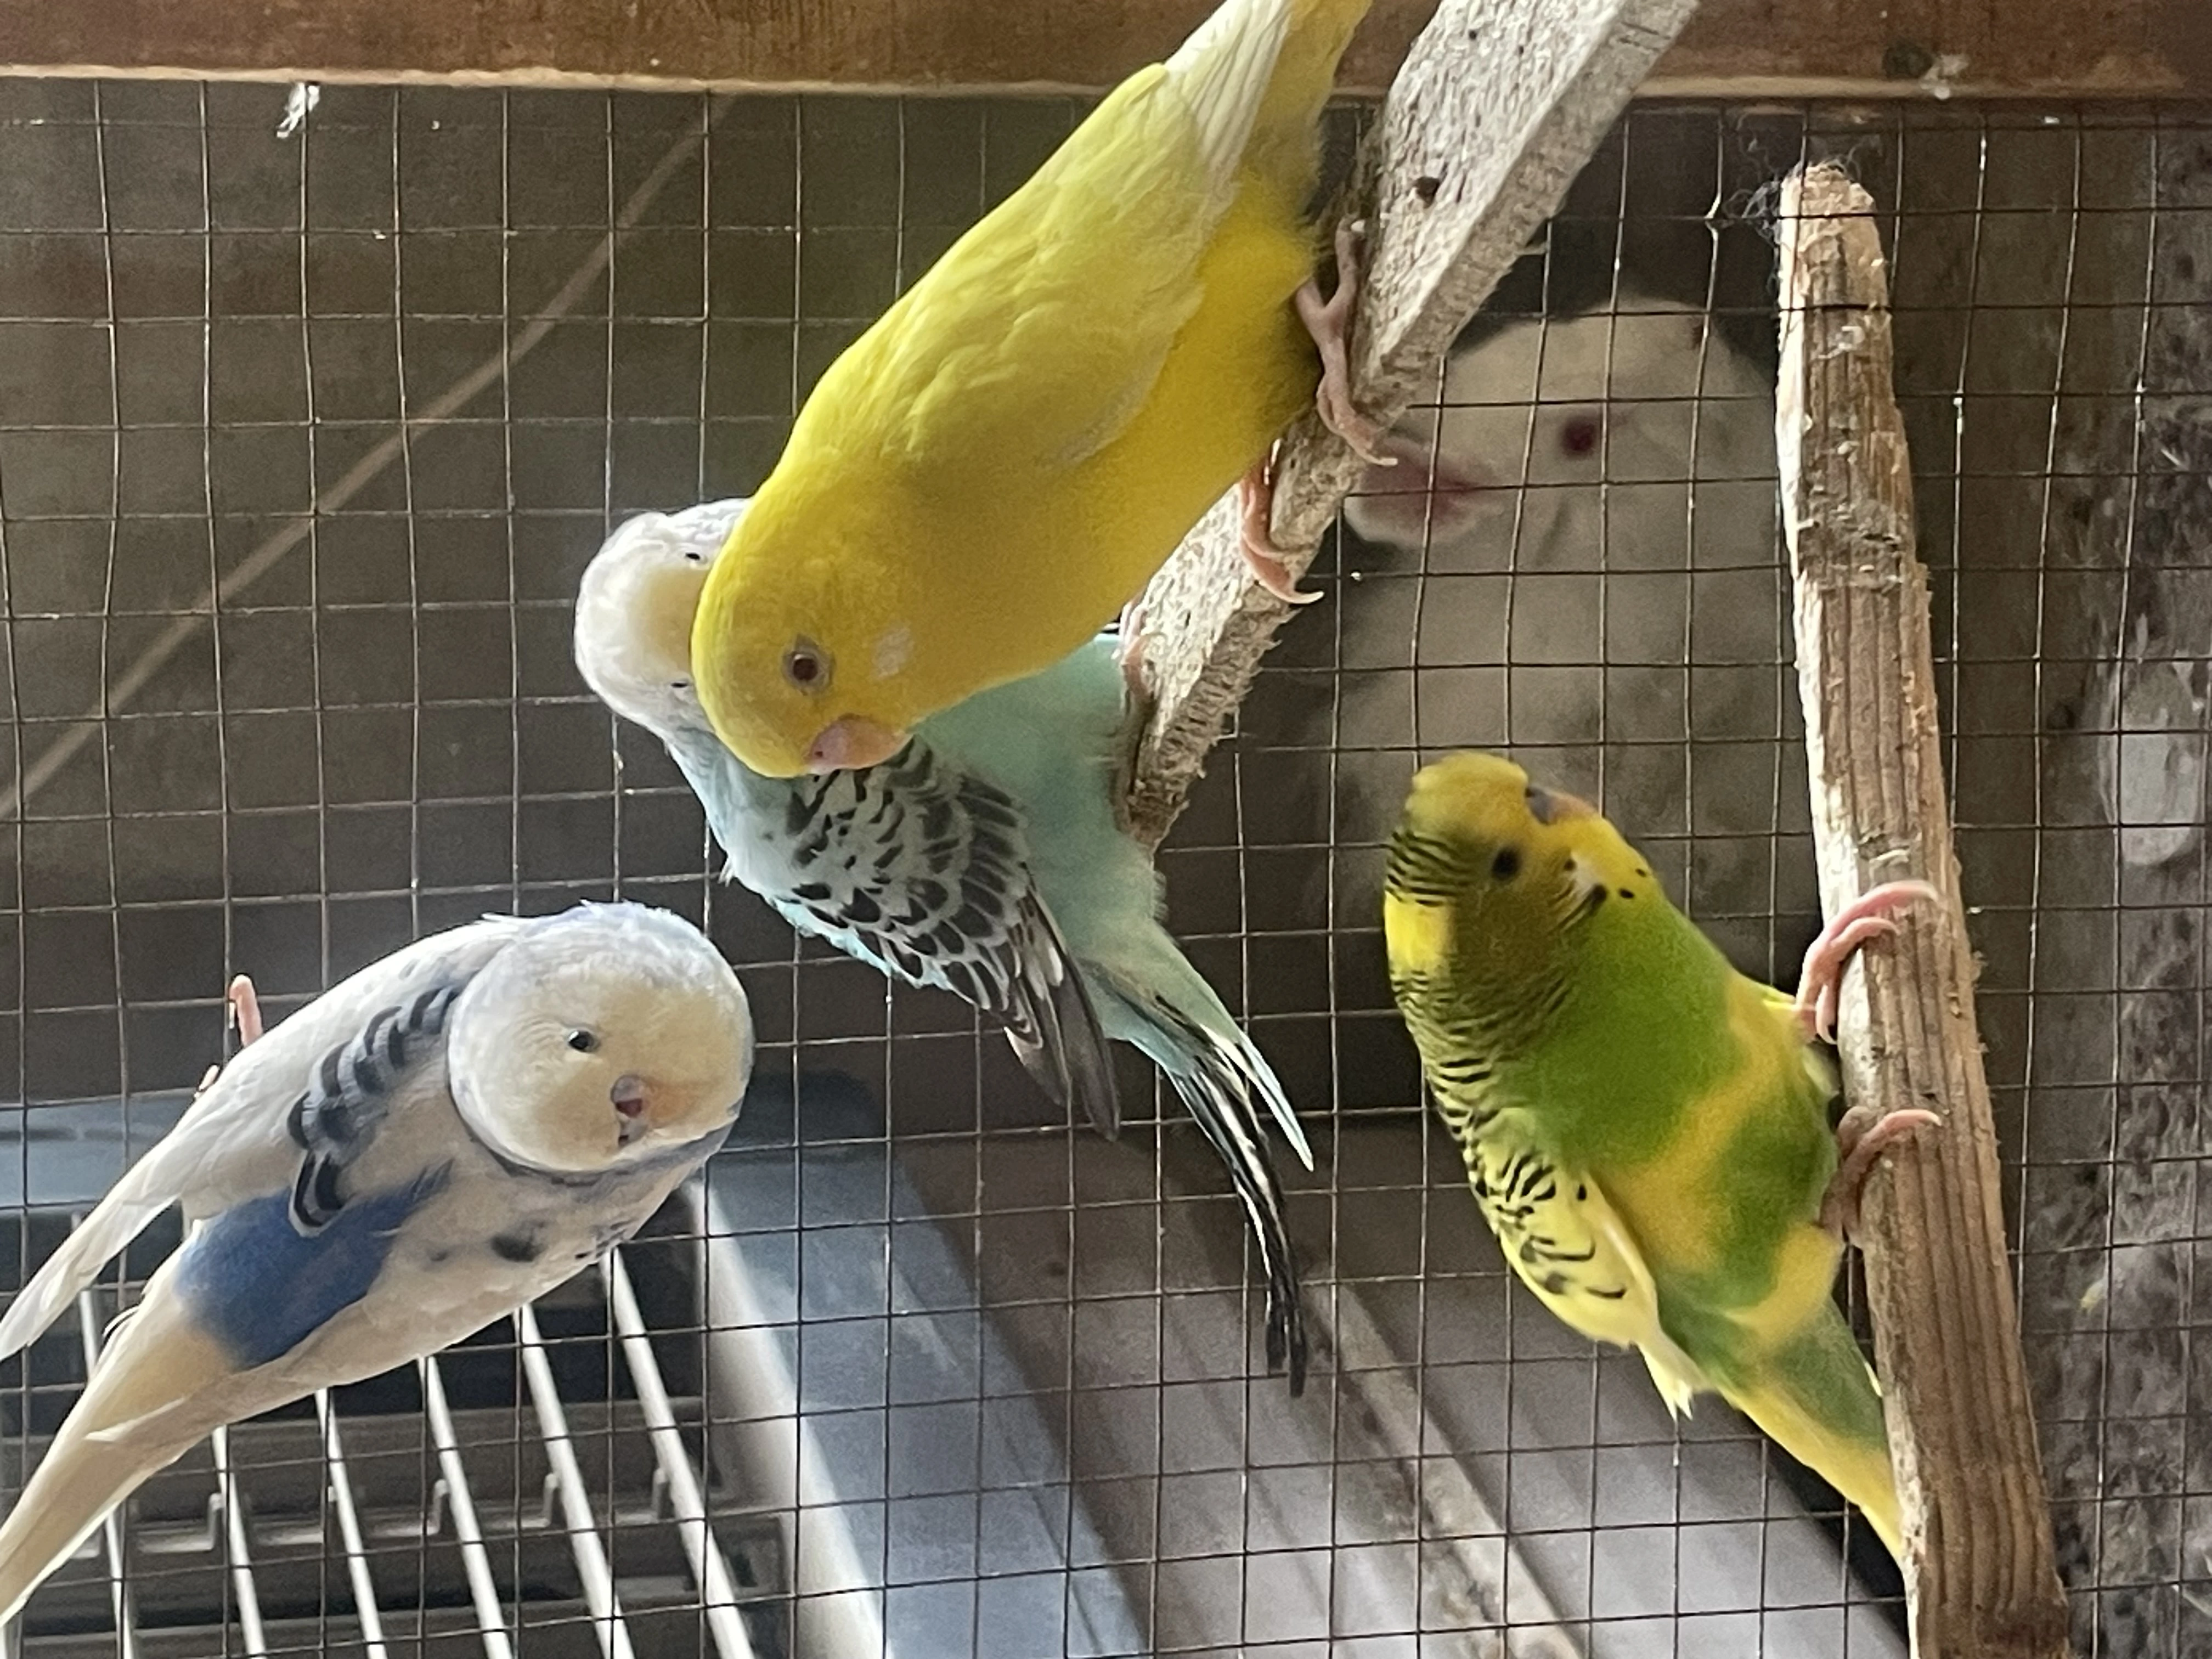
[173,1167,452,1369]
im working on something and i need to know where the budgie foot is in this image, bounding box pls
[1115,598,1150,702]
[1295,219,1392,464]
[1820,1104,1943,1240]
[195,975,264,1098]
[228,974,263,1046]
[1237,461,1321,605]
[1792,879,1944,1043]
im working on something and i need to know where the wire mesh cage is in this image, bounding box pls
[0,71,2200,1658]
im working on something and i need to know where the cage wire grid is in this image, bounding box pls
[0,74,2196,1659]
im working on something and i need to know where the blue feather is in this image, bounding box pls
[667,626,1316,1389]
[173,1166,452,1369]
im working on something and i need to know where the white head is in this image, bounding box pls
[574,500,751,741]
[444,902,754,1174]
[1343,289,1776,564]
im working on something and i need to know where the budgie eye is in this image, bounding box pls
[682,550,704,563]
[669,678,691,691]
[1490,847,1521,882]
[1559,414,1601,456]
[783,639,831,694]
[566,1030,600,1053]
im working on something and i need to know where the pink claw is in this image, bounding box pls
[196,974,263,1101]
[1236,460,1321,605]
[1792,879,1943,1043]
[1820,1104,1943,1240]
[1294,219,1392,464]
[227,973,263,1047]
[1115,598,1150,702]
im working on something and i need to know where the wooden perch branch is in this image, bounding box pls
[1774,162,2072,1659]
[1120,0,1699,845]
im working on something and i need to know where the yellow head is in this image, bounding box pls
[689,487,922,778]
[1383,751,1659,990]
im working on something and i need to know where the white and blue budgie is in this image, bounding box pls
[0,902,754,1624]
[574,500,1317,1390]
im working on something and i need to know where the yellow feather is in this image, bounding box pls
[690,0,1374,777]
[1720,1372,1904,1557]
[1382,892,1453,977]
[1386,750,1906,1560]
[1500,1150,1711,1415]
[1609,978,1815,1280]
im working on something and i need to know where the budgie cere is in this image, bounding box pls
[1384,752,1943,1557]
[578,500,1317,1390]
[690,0,1384,778]
[0,903,754,1624]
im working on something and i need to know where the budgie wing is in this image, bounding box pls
[841,15,1289,479]
[0,919,521,1361]
[285,981,462,1232]
[684,740,1120,1138]
[1462,1113,1711,1413]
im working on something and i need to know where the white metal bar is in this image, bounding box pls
[207,1425,268,1655]
[313,1390,391,1659]
[689,1184,887,1659]
[603,1251,760,1659]
[516,1302,638,1659]
[72,1290,139,1659]
[419,1355,518,1659]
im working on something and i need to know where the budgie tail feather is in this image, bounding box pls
[0,1281,247,1627]
[1718,1308,1903,1559]
[1093,978,1307,1392]
[1002,891,1124,1140]
[0,1187,172,1363]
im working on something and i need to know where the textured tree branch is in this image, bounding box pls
[1120,0,1701,845]
[1774,162,2073,1659]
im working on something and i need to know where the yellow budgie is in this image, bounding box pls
[1384,752,1945,1558]
[692,0,1382,777]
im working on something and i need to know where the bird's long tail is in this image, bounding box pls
[1720,1306,1903,1560]
[0,1190,171,1362]
[1090,967,1311,1394]
[0,1271,241,1625]
[0,1410,198,1628]
[1165,0,1375,201]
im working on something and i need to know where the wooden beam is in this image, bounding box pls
[1,0,2203,98]
[1121,0,1699,845]
[1773,162,2072,1659]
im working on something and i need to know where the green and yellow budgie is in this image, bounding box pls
[1383,752,1942,1559]
[692,0,1383,778]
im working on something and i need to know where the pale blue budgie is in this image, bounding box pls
[0,902,754,1624]
[574,500,1316,1389]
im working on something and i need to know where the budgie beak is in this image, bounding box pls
[612,1074,649,1144]
[805,714,906,774]
[1523,783,1595,825]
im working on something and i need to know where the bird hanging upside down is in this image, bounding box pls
[690,0,1384,779]
[1384,751,1943,1558]
[580,500,1316,1390]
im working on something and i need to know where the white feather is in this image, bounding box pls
[1162,0,1294,200]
